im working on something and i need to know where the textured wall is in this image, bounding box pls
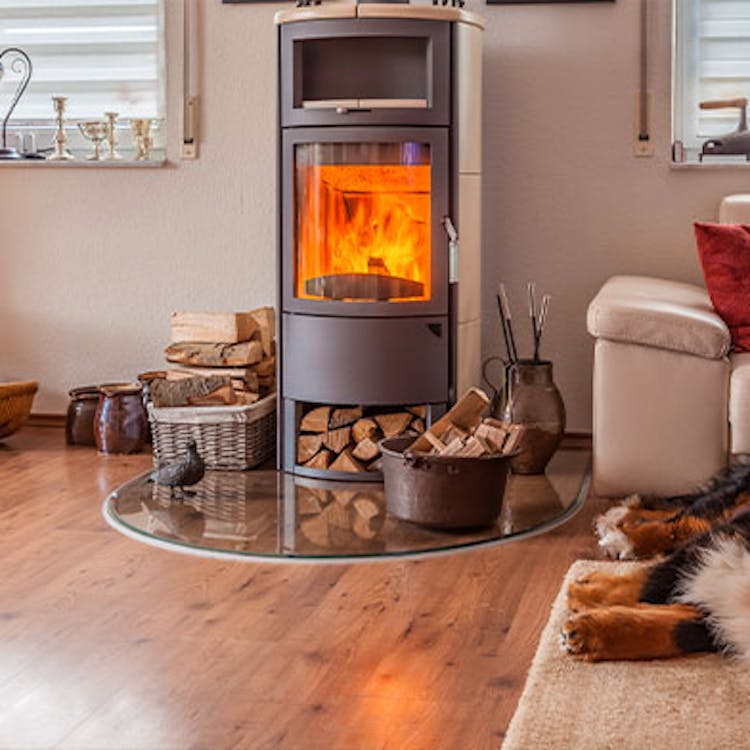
[2,0,749,427]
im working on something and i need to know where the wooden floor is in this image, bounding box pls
[0,427,603,750]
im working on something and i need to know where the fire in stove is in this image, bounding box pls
[296,155,431,302]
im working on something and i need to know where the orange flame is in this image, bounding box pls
[297,163,431,300]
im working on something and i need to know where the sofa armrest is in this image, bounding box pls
[587,275,730,360]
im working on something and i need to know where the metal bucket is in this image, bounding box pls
[380,436,515,529]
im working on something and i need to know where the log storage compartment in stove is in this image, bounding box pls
[276,4,484,479]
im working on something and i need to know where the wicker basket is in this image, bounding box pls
[0,381,38,439]
[148,393,276,471]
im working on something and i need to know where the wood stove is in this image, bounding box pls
[276,4,484,479]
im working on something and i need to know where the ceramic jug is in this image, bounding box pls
[94,383,147,454]
[499,360,566,475]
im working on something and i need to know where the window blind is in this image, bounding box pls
[674,0,750,150]
[0,0,164,123]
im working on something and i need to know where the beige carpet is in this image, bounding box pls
[502,560,750,750]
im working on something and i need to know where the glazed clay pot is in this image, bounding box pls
[501,360,565,475]
[94,383,147,454]
[65,386,100,446]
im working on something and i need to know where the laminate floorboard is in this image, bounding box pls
[0,428,604,750]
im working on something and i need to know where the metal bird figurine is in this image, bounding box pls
[149,438,205,499]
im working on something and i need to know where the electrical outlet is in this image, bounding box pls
[634,91,655,157]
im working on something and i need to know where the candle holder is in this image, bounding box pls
[131,118,153,160]
[103,112,122,160]
[0,48,32,160]
[78,121,108,160]
[48,96,74,161]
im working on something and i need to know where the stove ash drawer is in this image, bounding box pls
[282,314,449,405]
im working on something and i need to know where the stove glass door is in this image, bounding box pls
[295,142,431,303]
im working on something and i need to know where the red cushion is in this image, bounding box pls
[694,221,750,352]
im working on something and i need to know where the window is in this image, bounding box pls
[0,0,165,161]
[673,0,750,163]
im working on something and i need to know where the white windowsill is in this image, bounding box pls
[670,161,750,170]
[0,155,167,168]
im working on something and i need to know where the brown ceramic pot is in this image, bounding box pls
[501,360,565,475]
[65,385,100,446]
[94,383,147,454]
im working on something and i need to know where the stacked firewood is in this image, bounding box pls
[410,387,524,458]
[149,309,276,408]
[297,404,426,472]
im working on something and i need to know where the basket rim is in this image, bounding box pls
[0,380,39,397]
[148,392,276,420]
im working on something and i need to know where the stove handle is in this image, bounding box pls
[442,216,459,283]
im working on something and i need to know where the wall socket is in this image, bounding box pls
[633,91,654,157]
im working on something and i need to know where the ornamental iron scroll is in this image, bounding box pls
[0,47,32,159]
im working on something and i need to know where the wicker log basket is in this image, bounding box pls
[148,393,276,471]
[0,381,38,439]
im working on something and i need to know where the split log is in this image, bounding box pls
[300,406,331,433]
[186,384,236,406]
[411,418,425,434]
[170,311,258,344]
[167,366,259,392]
[410,387,490,453]
[375,412,412,438]
[329,406,363,429]
[151,375,233,407]
[329,448,365,473]
[407,405,427,419]
[254,356,276,378]
[457,436,486,458]
[323,426,352,454]
[503,424,525,454]
[233,391,260,405]
[297,434,324,463]
[164,340,263,367]
[439,437,466,456]
[440,423,469,446]
[248,306,275,357]
[424,431,446,453]
[475,421,508,453]
[304,448,333,469]
[352,417,379,444]
[352,437,379,462]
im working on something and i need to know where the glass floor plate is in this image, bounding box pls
[103,449,590,564]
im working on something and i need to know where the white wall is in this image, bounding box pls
[2,0,749,428]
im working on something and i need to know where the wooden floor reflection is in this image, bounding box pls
[110,450,590,560]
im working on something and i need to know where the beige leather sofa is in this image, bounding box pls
[588,195,750,497]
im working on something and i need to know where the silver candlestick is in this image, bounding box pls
[104,111,122,160]
[47,95,74,161]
